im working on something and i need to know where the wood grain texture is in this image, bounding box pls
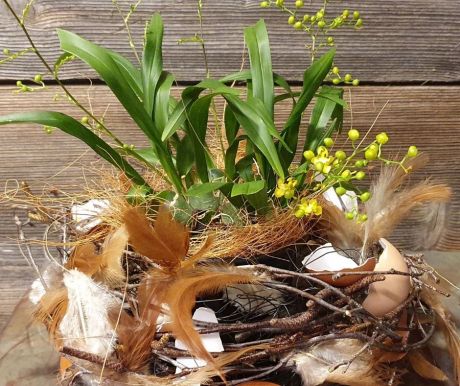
[0,0,459,83]
[1,84,459,329]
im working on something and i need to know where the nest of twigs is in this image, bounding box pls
[58,250,444,385]
[8,168,457,385]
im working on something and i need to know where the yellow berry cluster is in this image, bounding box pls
[287,129,419,221]
[259,1,363,66]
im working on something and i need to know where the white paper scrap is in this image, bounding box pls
[175,307,223,375]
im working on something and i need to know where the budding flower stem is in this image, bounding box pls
[1,0,126,148]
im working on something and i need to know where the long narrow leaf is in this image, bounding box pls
[162,79,239,141]
[225,95,287,179]
[0,111,148,188]
[142,13,164,116]
[58,29,183,192]
[304,86,344,151]
[187,181,230,196]
[278,49,335,172]
[154,71,175,132]
[187,95,213,182]
[231,180,265,197]
[245,20,274,117]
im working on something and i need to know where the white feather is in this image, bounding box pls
[293,339,377,386]
[59,269,120,356]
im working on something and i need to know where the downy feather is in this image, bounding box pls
[59,270,120,356]
[293,339,385,386]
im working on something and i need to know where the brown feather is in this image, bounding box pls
[318,200,363,251]
[123,207,187,270]
[95,225,129,286]
[364,182,451,249]
[34,287,68,340]
[165,266,257,364]
[422,288,460,385]
[408,351,448,381]
[111,307,160,372]
[65,243,100,276]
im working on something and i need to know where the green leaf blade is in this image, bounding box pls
[142,13,164,116]
[0,111,148,188]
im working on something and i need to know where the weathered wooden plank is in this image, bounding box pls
[0,85,459,248]
[0,84,459,330]
[0,0,459,82]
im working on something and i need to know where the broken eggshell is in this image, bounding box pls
[303,239,411,317]
[362,238,411,317]
[302,243,377,287]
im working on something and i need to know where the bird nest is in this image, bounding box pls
[21,200,456,386]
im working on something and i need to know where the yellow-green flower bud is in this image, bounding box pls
[303,150,315,160]
[344,73,352,82]
[353,11,360,20]
[352,79,360,86]
[345,212,354,220]
[341,169,351,180]
[81,116,89,124]
[376,132,389,145]
[260,1,269,7]
[315,161,325,172]
[348,129,360,141]
[365,148,378,160]
[335,186,346,196]
[407,145,418,158]
[294,21,303,29]
[335,150,347,160]
[355,171,366,180]
[295,0,304,8]
[323,137,334,147]
[288,15,295,25]
[360,192,371,202]
[332,66,339,74]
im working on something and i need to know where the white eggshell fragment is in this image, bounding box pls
[362,238,411,317]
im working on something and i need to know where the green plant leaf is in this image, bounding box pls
[154,71,175,133]
[133,147,160,165]
[224,106,239,145]
[126,184,152,206]
[304,86,344,151]
[176,134,194,178]
[231,180,265,197]
[187,94,214,182]
[142,13,164,116]
[245,19,274,118]
[187,181,230,196]
[245,185,269,214]
[162,79,239,141]
[0,111,148,188]
[108,49,143,101]
[278,49,335,172]
[224,135,246,179]
[225,94,286,179]
[58,29,182,192]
